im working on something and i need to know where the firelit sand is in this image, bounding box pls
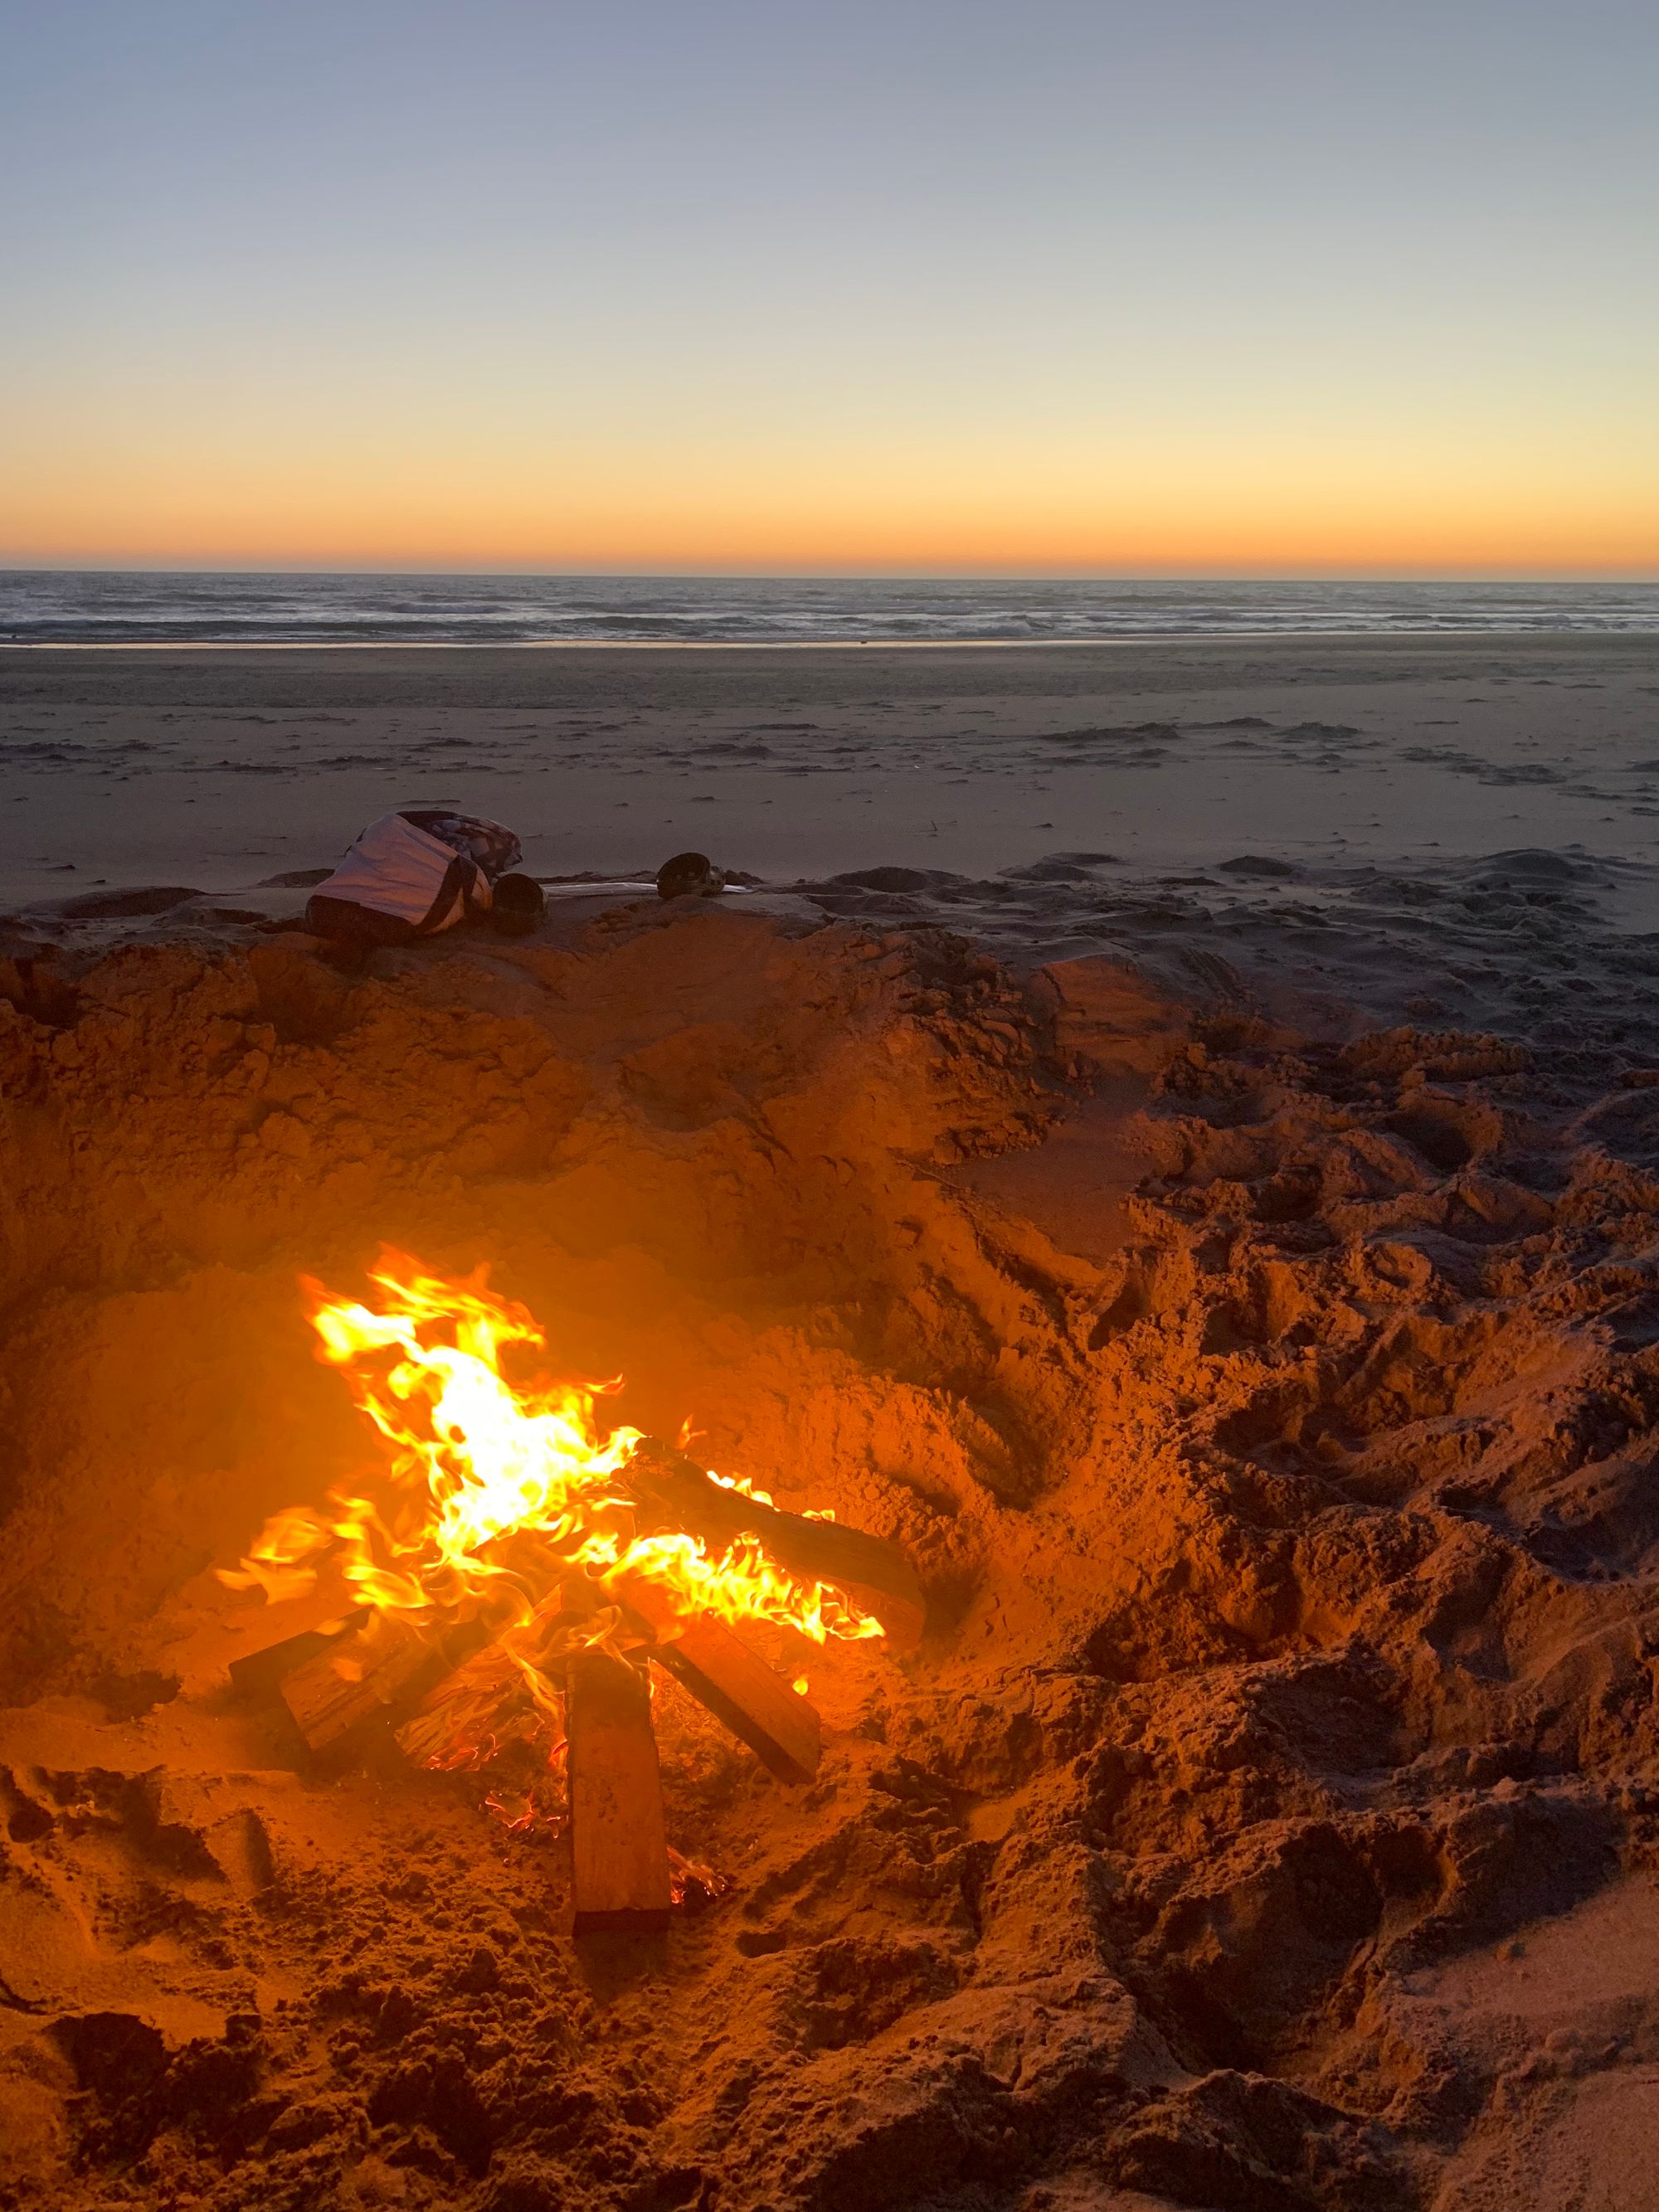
[2,898,1658,2212]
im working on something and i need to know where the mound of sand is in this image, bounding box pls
[2,902,1657,2212]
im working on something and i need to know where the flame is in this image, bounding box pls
[216,1504,335,1603]
[222,1252,883,1676]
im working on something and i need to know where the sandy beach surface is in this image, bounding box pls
[7,638,1659,897]
[7,633,1659,1046]
[3,639,1659,2212]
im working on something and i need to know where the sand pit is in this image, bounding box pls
[2,898,1659,2212]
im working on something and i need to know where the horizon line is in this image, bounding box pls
[4,565,1659,586]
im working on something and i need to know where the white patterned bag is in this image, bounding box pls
[306,809,523,944]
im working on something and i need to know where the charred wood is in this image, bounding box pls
[227,1606,369,1701]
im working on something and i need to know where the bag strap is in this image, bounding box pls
[413,854,472,937]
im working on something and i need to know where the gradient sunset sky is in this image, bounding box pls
[2,0,1655,576]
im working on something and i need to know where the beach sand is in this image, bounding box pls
[7,633,1659,1046]
[2,634,1657,889]
[3,639,1659,2211]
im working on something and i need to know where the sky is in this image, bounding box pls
[1,0,1656,576]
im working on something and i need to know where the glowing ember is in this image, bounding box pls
[222,1252,884,1700]
[667,1845,731,1909]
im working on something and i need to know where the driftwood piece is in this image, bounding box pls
[279,1614,443,1750]
[564,1648,673,1934]
[623,1441,927,1652]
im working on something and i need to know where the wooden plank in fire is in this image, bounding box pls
[564,1647,674,1934]
[395,1635,533,1767]
[393,1578,820,1787]
[622,1441,927,1653]
[278,1613,464,1752]
[227,1606,370,1702]
[615,1575,820,1785]
[657,1620,821,1785]
[224,1566,366,1699]
[229,1449,917,1773]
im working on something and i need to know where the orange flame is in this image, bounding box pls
[222,1252,883,1670]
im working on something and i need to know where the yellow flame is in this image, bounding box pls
[221,1252,883,1662]
[215,1504,333,1602]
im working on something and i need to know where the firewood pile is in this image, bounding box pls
[224,1415,924,1937]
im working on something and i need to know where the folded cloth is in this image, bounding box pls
[306,810,523,944]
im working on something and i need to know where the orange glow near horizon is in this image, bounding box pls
[8,220,1657,583]
[5,356,1657,578]
[7,436,1656,578]
[7,7,1657,583]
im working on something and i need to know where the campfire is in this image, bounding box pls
[221,1253,924,1932]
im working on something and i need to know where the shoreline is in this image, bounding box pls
[5,621,1659,651]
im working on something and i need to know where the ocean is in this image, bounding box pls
[2,571,1657,647]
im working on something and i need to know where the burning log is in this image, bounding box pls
[230,1444,912,1767]
[226,1604,369,1701]
[622,1439,927,1652]
[220,1258,924,1890]
[400,1570,819,1791]
[654,1619,820,1785]
[394,1577,820,1787]
[396,1635,537,1770]
[564,1647,673,1934]
[223,1563,368,1699]
[617,1574,820,1785]
[278,1614,469,1752]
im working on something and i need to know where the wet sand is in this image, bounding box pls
[6,634,1659,1051]
[4,633,1659,904]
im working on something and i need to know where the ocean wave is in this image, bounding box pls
[2,571,1658,646]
